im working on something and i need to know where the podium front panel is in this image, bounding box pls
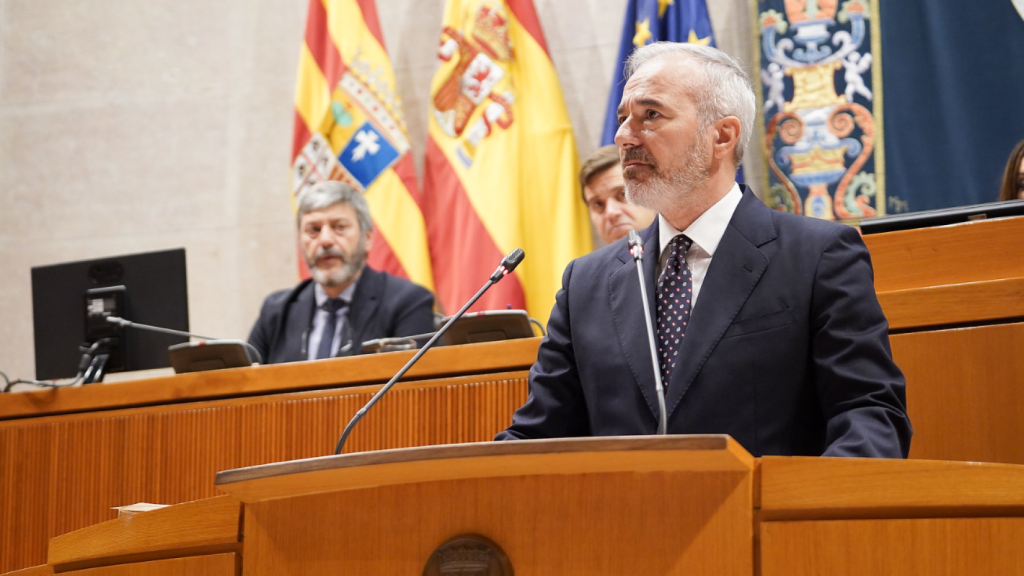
[243,471,751,576]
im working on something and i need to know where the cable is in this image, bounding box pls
[528,317,546,336]
[1,373,83,392]
[0,338,114,393]
[240,341,263,365]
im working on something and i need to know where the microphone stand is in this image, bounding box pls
[628,230,667,435]
[106,317,264,365]
[334,248,525,455]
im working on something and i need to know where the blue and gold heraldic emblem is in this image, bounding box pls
[340,122,400,189]
[756,0,884,222]
[292,50,412,196]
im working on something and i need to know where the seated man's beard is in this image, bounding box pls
[307,238,368,288]
[624,138,711,214]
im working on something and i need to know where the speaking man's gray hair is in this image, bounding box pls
[626,42,756,165]
[295,181,373,236]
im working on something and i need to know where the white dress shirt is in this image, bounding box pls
[657,183,743,311]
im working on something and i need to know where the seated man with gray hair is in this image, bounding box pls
[248,181,435,363]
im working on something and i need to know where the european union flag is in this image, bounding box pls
[600,0,716,147]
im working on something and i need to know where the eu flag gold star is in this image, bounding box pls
[658,0,674,17]
[687,29,712,45]
[633,19,653,47]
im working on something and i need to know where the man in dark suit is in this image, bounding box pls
[249,181,435,364]
[496,42,911,458]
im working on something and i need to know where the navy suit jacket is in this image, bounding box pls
[497,187,912,458]
[248,267,435,364]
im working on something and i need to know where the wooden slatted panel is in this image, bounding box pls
[0,338,540,421]
[0,373,528,573]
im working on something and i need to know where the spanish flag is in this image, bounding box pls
[422,0,591,325]
[291,0,433,290]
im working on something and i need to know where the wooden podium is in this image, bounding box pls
[13,436,1024,576]
[216,436,755,575]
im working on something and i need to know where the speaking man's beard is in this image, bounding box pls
[623,136,712,214]
[306,237,369,289]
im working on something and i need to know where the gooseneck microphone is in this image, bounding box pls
[106,317,264,365]
[107,317,216,340]
[334,248,526,455]
[628,230,667,435]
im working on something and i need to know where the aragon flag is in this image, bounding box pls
[422,0,591,325]
[291,0,433,290]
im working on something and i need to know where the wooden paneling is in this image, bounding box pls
[760,518,1024,576]
[0,338,540,420]
[0,372,528,573]
[1,566,53,576]
[891,323,1024,464]
[863,216,1024,292]
[244,471,752,576]
[56,554,235,576]
[48,496,240,570]
[879,278,1024,330]
[758,457,1024,521]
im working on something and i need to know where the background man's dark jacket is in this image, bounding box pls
[248,267,434,364]
[496,187,912,458]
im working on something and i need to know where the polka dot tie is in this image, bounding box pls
[656,234,693,386]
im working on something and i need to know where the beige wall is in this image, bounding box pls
[0,0,759,381]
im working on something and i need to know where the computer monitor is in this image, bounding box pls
[31,248,190,380]
[860,199,1024,234]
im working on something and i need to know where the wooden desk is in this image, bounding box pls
[11,440,1023,576]
[4,215,1023,573]
[0,339,538,573]
[866,216,1024,465]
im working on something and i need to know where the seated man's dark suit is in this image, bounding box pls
[248,266,435,364]
[496,186,912,458]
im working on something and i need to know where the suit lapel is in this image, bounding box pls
[607,220,662,421]
[347,267,381,350]
[664,190,775,416]
[282,281,316,363]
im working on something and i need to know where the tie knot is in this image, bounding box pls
[670,234,692,258]
[323,298,347,314]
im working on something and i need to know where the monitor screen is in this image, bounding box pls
[31,248,190,380]
[860,199,1024,234]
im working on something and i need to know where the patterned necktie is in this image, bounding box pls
[656,235,693,386]
[315,298,347,360]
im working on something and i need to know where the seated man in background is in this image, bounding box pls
[581,145,657,246]
[249,181,435,363]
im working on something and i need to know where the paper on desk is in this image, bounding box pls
[112,502,169,517]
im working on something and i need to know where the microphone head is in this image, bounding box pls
[501,248,525,273]
[491,248,526,282]
[627,230,643,262]
[627,230,642,248]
